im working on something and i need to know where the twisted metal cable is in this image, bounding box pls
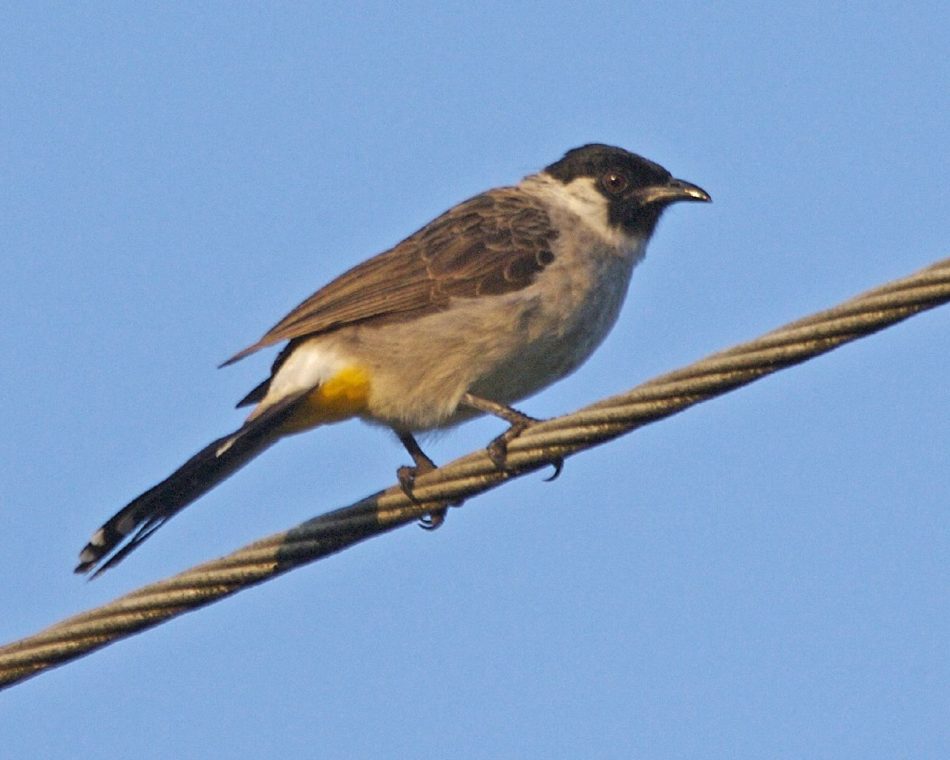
[2,256,948,690]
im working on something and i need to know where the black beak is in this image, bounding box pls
[640,177,711,205]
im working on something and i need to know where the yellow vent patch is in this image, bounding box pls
[280,365,371,433]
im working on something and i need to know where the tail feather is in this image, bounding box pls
[76,392,309,576]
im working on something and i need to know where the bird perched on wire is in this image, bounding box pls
[76,143,710,576]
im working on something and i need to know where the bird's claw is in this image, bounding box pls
[543,457,564,481]
[419,510,446,530]
[486,421,564,482]
[486,421,531,471]
[398,463,449,529]
[397,464,421,501]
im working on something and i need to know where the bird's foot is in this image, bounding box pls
[486,419,564,481]
[459,393,565,480]
[396,433,449,529]
[397,461,449,529]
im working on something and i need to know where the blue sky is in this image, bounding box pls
[2,3,948,758]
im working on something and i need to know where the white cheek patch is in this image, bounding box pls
[560,177,634,250]
[560,176,608,217]
[526,174,641,253]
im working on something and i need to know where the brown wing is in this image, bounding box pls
[222,187,559,367]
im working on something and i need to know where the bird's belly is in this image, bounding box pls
[352,247,635,431]
[467,278,625,406]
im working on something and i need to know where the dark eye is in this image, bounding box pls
[602,170,629,195]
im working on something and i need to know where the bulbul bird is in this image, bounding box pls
[76,143,710,576]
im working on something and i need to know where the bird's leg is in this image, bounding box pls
[396,431,447,529]
[460,392,564,480]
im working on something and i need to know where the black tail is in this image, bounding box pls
[76,393,307,577]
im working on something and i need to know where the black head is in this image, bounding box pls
[545,144,710,235]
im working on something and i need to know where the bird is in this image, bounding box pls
[76,143,710,576]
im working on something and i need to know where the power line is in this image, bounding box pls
[1,256,947,691]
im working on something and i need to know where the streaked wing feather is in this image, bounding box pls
[222,188,558,366]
